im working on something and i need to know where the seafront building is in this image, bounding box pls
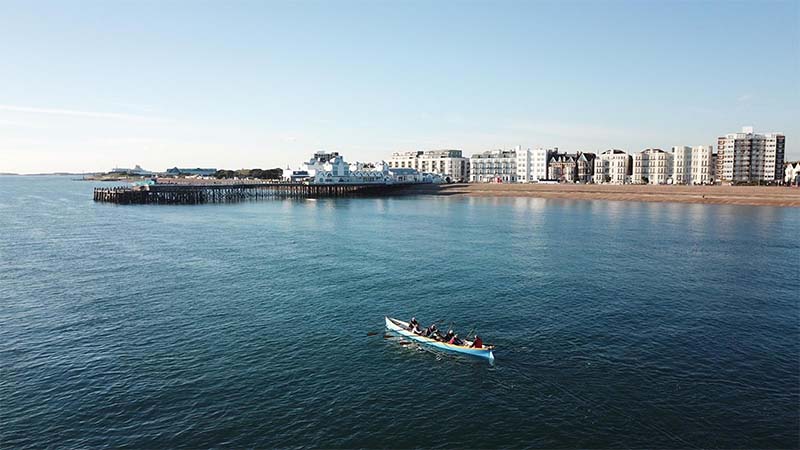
[672,146,715,185]
[716,127,785,183]
[307,153,387,184]
[547,151,596,183]
[470,149,517,183]
[548,153,577,182]
[576,152,596,183]
[594,150,632,184]
[632,148,673,184]
[785,161,800,186]
[516,147,553,182]
[388,150,469,182]
[294,151,427,185]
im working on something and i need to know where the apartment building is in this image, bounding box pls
[388,149,469,182]
[470,149,517,183]
[716,127,785,183]
[516,147,554,182]
[594,149,632,184]
[672,145,715,185]
[632,148,673,184]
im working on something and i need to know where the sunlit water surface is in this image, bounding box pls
[1,176,798,448]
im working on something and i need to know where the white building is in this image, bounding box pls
[283,167,310,182]
[387,168,423,184]
[302,152,387,184]
[716,127,785,183]
[632,148,673,184]
[470,149,517,183]
[388,149,469,182]
[785,161,800,186]
[516,147,555,182]
[594,149,631,184]
[672,146,714,185]
[300,151,425,185]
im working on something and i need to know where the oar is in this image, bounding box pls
[366,331,379,336]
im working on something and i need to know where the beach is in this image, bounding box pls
[400,183,800,207]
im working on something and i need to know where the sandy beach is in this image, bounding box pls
[398,183,800,208]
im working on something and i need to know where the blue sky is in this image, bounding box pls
[0,0,797,173]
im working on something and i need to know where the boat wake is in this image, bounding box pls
[384,330,481,364]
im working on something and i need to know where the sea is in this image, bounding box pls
[1,175,798,449]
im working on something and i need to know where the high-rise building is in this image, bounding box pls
[388,149,469,182]
[632,148,673,184]
[470,149,517,183]
[594,150,632,184]
[516,147,555,182]
[672,145,714,185]
[716,127,785,183]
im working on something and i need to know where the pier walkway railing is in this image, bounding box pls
[93,182,409,204]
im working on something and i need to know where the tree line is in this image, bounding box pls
[214,168,283,179]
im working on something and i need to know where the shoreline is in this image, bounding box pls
[396,183,800,208]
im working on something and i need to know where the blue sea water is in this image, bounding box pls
[0,176,798,449]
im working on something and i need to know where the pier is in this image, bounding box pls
[93,182,408,205]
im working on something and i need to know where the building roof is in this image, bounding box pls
[471,150,516,159]
[549,154,577,163]
[388,168,419,175]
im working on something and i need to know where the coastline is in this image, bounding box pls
[396,183,800,208]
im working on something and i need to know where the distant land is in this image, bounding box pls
[0,172,99,176]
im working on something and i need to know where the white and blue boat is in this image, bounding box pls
[385,316,495,364]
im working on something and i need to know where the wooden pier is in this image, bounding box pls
[93,182,408,205]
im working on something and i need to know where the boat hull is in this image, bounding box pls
[385,317,495,363]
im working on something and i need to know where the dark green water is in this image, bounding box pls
[1,176,798,448]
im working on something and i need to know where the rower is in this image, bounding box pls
[449,334,463,346]
[469,335,483,349]
[408,317,419,331]
[443,329,454,343]
[424,323,438,337]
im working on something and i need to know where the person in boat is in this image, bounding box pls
[443,329,454,343]
[424,323,438,338]
[469,335,483,349]
[408,317,423,335]
[449,333,464,346]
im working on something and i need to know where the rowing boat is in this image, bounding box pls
[384,317,495,364]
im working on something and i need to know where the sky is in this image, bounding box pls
[0,0,798,173]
